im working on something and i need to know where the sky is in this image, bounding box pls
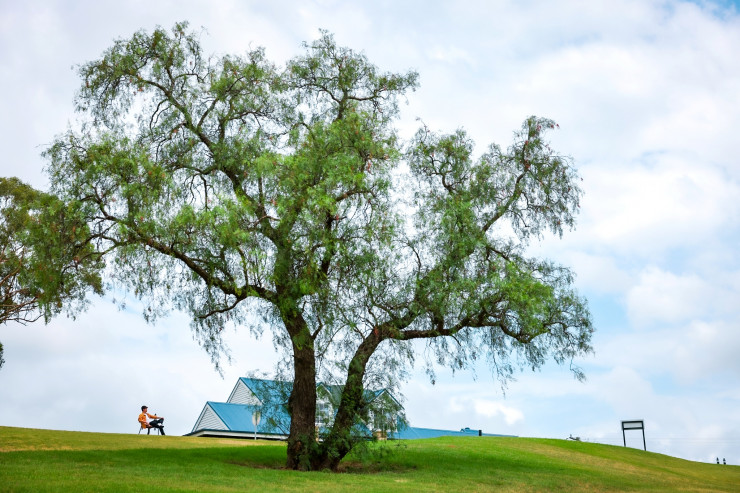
[1,0,739,464]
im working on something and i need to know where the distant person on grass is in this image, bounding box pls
[138,405,165,435]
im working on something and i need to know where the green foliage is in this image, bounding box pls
[0,178,103,367]
[45,23,594,469]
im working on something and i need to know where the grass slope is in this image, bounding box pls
[0,426,737,492]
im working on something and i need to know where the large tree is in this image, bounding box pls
[45,23,593,470]
[0,177,103,370]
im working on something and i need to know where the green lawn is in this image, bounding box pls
[0,426,737,492]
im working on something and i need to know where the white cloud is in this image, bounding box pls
[427,46,476,67]
[626,267,712,326]
[574,157,740,259]
[472,399,525,425]
[625,265,739,327]
[558,251,634,295]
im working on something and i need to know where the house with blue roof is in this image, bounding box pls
[187,377,403,440]
[188,378,291,439]
[187,377,515,440]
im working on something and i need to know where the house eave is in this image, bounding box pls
[184,429,287,440]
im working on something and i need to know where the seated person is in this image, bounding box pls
[138,405,165,435]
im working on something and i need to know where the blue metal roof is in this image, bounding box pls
[316,382,397,407]
[392,426,515,440]
[208,401,290,435]
[238,377,291,405]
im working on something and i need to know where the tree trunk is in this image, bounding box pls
[315,334,380,470]
[284,314,318,470]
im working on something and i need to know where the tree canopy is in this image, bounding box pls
[45,23,593,470]
[0,177,103,370]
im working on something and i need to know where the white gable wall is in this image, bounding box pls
[192,404,227,432]
[227,379,261,405]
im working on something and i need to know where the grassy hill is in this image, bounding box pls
[0,426,737,492]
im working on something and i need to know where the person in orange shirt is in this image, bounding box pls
[138,405,165,435]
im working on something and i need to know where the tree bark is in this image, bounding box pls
[315,333,381,470]
[284,313,318,470]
